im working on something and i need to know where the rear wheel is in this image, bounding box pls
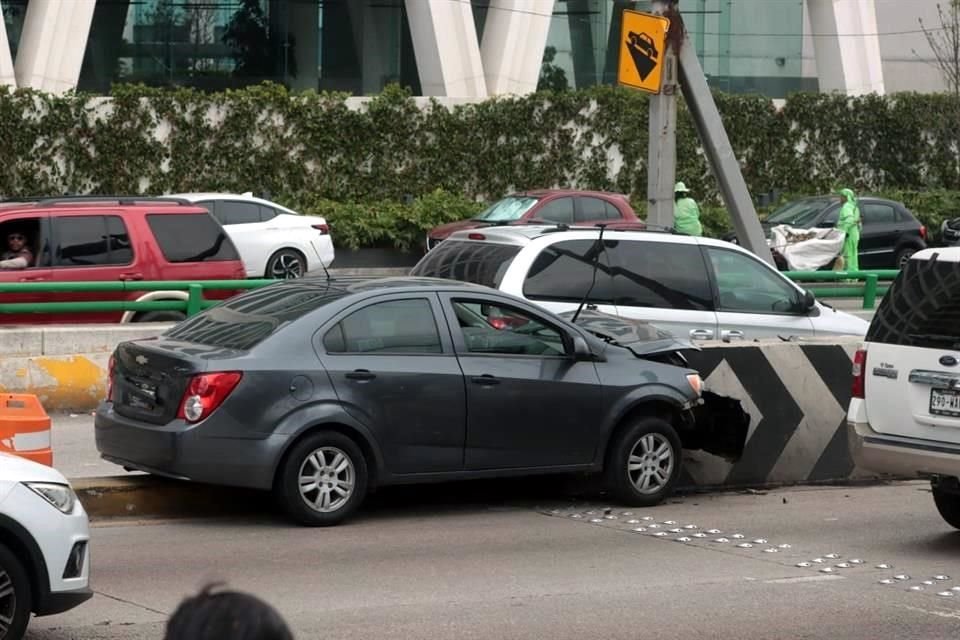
[276,431,368,526]
[932,483,960,530]
[604,417,682,507]
[0,542,31,640]
[896,246,917,269]
[266,249,306,279]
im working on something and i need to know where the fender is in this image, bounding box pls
[0,513,50,611]
[268,400,386,483]
[596,384,695,462]
[120,290,188,323]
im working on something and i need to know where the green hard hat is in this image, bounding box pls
[674,181,690,193]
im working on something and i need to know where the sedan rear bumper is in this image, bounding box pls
[94,402,288,491]
[847,419,960,478]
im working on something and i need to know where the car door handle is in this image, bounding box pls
[689,329,714,340]
[471,375,500,386]
[721,330,745,341]
[345,370,376,381]
[18,275,45,282]
[119,272,144,281]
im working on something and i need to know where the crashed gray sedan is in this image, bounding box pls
[95,277,747,526]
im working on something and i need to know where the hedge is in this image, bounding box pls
[1,82,960,250]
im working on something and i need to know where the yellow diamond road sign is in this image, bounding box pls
[618,9,671,94]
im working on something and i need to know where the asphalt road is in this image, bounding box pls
[25,480,960,640]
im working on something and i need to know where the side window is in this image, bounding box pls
[53,215,133,267]
[822,207,839,226]
[604,201,623,220]
[146,213,240,263]
[706,247,801,314]
[611,241,714,311]
[0,216,44,268]
[451,300,566,357]
[536,197,574,224]
[577,197,607,222]
[523,239,615,303]
[218,201,262,225]
[323,298,442,354]
[861,203,896,224]
[259,206,278,222]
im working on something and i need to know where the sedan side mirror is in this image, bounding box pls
[571,336,593,361]
[801,290,816,310]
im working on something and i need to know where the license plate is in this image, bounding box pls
[930,388,960,417]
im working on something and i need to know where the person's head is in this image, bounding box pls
[163,583,294,640]
[838,188,856,203]
[674,181,691,201]
[6,230,25,252]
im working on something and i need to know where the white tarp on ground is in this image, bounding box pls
[769,225,845,271]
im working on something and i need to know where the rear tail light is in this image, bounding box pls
[921,225,928,240]
[468,233,486,240]
[177,372,243,423]
[312,223,330,235]
[106,355,116,401]
[852,348,867,399]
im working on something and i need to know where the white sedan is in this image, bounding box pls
[0,452,92,639]
[170,192,335,279]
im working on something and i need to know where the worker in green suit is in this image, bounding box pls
[673,182,703,236]
[835,188,861,272]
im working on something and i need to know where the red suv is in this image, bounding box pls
[0,196,247,325]
[426,189,642,250]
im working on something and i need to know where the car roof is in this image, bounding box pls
[296,275,493,295]
[508,189,629,199]
[0,197,210,216]
[912,247,960,263]
[443,224,699,246]
[170,192,298,214]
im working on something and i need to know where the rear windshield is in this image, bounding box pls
[867,255,960,350]
[165,283,348,350]
[147,213,240,263]
[411,241,521,289]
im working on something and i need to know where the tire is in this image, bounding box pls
[133,310,186,323]
[895,246,917,269]
[604,416,682,507]
[275,431,368,526]
[265,249,306,280]
[0,542,32,640]
[932,484,960,530]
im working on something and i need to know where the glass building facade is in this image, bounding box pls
[0,0,814,97]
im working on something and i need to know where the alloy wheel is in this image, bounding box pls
[298,447,356,513]
[627,433,675,495]
[270,252,304,279]
[0,568,16,639]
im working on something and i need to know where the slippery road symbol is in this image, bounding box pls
[626,31,659,81]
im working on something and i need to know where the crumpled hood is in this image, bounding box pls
[560,309,699,357]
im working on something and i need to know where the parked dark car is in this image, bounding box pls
[94,277,747,526]
[426,190,641,250]
[724,195,927,270]
[943,217,960,246]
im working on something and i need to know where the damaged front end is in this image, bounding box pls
[565,309,750,462]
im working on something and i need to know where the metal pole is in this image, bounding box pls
[676,34,773,264]
[646,0,678,228]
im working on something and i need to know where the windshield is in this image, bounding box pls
[765,198,832,227]
[473,196,540,222]
[411,240,521,288]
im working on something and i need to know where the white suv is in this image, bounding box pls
[411,225,869,341]
[848,247,960,529]
[0,452,92,639]
[170,192,335,279]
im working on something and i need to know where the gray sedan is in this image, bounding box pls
[95,277,745,526]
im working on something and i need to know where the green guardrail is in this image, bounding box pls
[0,270,899,317]
[783,270,899,310]
[0,279,276,317]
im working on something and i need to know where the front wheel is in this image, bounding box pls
[276,431,368,526]
[604,417,682,507]
[0,542,32,640]
[932,484,960,530]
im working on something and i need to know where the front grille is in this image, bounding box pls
[62,541,87,579]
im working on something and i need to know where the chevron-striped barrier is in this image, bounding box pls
[679,338,879,489]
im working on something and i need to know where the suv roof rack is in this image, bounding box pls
[522,219,680,236]
[32,195,194,207]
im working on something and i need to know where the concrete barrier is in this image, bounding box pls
[0,324,169,412]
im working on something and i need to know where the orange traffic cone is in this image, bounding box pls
[0,394,53,467]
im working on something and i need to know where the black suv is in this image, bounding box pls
[725,195,927,270]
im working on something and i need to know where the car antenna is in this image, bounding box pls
[571,224,608,323]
